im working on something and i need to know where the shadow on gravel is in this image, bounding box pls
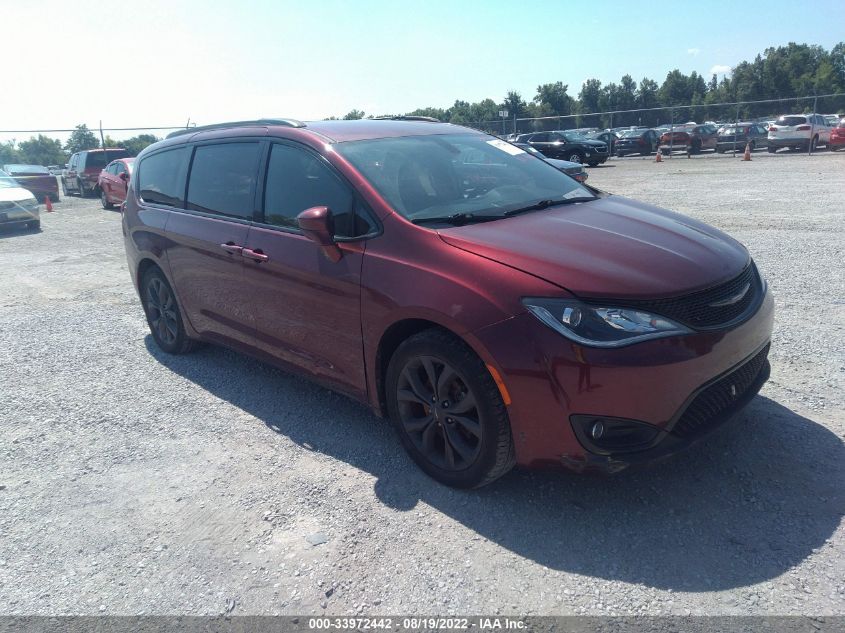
[0,225,41,239]
[146,337,843,592]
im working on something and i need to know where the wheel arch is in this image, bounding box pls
[372,317,501,418]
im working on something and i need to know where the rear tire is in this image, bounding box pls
[385,329,515,488]
[767,146,777,153]
[810,136,818,152]
[61,180,68,196]
[77,179,87,197]
[140,267,198,355]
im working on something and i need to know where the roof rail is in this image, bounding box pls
[372,115,441,123]
[166,118,306,139]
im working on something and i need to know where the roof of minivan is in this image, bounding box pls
[299,119,479,143]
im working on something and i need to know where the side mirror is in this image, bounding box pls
[296,206,343,263]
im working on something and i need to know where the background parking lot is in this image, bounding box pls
[1,150,843,616]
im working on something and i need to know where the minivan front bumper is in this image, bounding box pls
[471,285,775,471]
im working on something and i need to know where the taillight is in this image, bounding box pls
[796,125,811,131]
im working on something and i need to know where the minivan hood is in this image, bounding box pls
[438,195,749,299]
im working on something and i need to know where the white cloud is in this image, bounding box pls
[687,48,701,56]
[710,64,733,75]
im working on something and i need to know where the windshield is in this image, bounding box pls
[561,132,586,142]
[335,133,594,222]
[618,130,643,138]
[0,170,21,188]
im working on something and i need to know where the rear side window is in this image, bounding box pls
[263,144,355,236]
[138,147,189,207]
[186,143,260,219]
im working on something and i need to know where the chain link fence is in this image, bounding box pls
[467,93,845,137]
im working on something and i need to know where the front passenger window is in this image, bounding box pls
[263,144,355,237]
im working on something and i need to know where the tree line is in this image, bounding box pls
[2,41,843,167]
[339,42,845,132]
[0,126,160,168]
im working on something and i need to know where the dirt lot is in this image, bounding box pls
[1,151,843,617]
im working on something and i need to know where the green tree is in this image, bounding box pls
[0,141,21,165]
[533,81,573,116]
[64,124,99,153]
[122,134,159,156]
[16,135,66,166]
[342,109,366,120]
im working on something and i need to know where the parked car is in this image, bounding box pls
[613,129,659,156]
[97,158,136,209]
[0,169,40,231]
[512,143,588,182]
[515,130,609,166]
[830,119,845,151]
[767,114,831,152]
[659,124,718,154]
[715,123,770,153]
[586,130,618,154]
[123,118,773,488]
[62,148,131,197]
[1,164,59,202]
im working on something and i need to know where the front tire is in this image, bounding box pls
[767,145,777,153]
[100,189,113,210]
[566,152,584,163]
[386,329,515,488]
[61,179,69,196]
[140,267,198,355]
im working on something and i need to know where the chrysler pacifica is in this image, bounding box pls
[122,118,773,488]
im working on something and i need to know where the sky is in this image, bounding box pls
[2,0,843,144]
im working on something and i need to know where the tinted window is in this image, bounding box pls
[138,147,189,207]
[776,116,807,126]
[186,143,259,219]
[85,150,130,169]
[106,163,118,175]
[115,162,128,176]
[263,144,355,235]
[530,133,549,142]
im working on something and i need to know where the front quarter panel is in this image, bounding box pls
[361,216,561,413]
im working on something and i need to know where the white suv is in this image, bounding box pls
[767,113,831,152]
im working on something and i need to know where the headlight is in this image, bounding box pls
[522,297,692,347]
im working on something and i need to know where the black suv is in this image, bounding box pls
[62,148,131,197]
[514,131,608,166]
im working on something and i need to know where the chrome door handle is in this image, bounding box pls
[220,242,243,255]
[242,248,269,262]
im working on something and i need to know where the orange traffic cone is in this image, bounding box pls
[655,150,663,163]
[44,196,53,212]
[743,142,752,161]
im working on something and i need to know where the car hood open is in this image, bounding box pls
[437,195,749,300]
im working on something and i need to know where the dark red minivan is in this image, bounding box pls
[122,118,773,488]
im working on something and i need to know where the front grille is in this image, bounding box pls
[672,344,769,438]
[613,263,761,329]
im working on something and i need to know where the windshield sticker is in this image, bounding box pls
[486,139,525,155]
[563,189,585,199]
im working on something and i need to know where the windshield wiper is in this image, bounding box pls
[504,197,595,217]
[411,212,503,226]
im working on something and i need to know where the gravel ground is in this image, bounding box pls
[1,153,843,617]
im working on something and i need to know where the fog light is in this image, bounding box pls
[571,415,661,455]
